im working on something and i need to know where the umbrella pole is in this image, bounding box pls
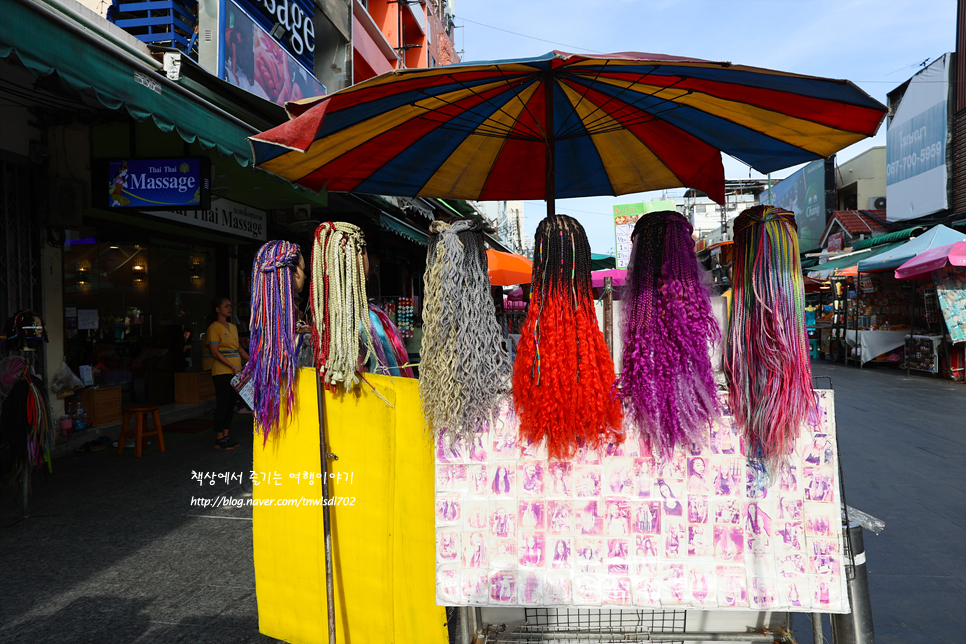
[545,72,555,218]
[604,276,614,359]
[316,378,338,644]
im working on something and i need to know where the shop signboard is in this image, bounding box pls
[613,201,677,269]
[147,197,268,241]
[886,54,950,221]
[100,158,211,210]
[434,391,849,611]
[769,159,829,253]
[932,266,966,344]
[223,0,326,107]
[827,233,844,253]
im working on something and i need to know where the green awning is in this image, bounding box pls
[800,258,820,269]
[852,226,925,251]
[379,213,429,246]
[591,253,616,271]
[0,0,255,166]
[810,242,904,271]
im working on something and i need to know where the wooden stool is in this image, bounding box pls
[117,404,166,457]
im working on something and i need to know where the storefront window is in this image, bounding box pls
[63,227,216,403]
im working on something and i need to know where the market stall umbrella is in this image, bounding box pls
[591,268,627,288]
[894,241,966,280]
[486,249,533,286]
[250,51,887,213]
[857,225,966,273]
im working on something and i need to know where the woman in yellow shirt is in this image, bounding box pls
[207,297,250,450]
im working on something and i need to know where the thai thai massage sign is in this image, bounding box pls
[104,158,210,210]
[434,389,847,612]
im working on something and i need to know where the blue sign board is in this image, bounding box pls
[104,158,210,210]
[232,0,316,70]
[224,0,325,107]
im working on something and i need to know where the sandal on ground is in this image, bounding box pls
[75,441,106,453]
[214,438,237,451]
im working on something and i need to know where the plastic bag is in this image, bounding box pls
[50,362,84,397]
[846,505,886,535]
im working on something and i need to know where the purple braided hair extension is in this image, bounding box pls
[616,211,720,462]
[243,240,302,441]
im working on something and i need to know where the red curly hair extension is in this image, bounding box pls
[512,215,623,459]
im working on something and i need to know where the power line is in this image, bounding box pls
[455,15,604,55]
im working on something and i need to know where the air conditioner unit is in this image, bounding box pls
[868,196,886,210]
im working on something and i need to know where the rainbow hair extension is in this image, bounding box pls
[617,211,720,461]
[243,240,302,440]
[725,205,816,466]
[512,215,622,460]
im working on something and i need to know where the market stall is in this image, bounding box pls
[247,49,887,644]
[845,225,966,368]
[894,241,966,380]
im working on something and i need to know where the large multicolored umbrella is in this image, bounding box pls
[250,51,886,211]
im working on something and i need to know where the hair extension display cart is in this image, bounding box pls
[250,50,888,644]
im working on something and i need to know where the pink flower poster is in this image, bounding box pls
[435,389,849,612]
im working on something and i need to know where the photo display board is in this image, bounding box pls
[435,390,848,612]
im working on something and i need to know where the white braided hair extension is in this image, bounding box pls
[310,222,376,389]
[420,220,510,444]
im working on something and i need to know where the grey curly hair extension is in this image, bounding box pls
[419,220,511,444]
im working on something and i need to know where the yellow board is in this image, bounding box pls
[253,369,448,644]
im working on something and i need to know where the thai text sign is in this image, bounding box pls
[148,197,267,241]
[613,201,677,269]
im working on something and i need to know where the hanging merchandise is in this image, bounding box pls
[513,215,622,460]
[396,297,415,338]
[368,305,416,379]
[243,240,303,439]
[726,205,815,466]
[310,222,378,390]
[0,365,53,481]
[616,211,721,461]
[3,310,48,351]
[420,220,511,444]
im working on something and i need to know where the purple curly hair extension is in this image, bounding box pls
[616,211,720,461]
[243,240,302,441]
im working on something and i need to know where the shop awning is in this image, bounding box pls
[378,213,429,246]
[851,225,927,251]
[857,225,966,272]
[0,0,255,166]
[591,253,616,271]
[806,242,905,279]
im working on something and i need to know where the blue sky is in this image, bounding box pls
[453,0,956,253]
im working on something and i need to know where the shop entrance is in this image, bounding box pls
[62,227,217,404]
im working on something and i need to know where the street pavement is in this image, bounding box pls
[0,362,963,644]
[0,412,277,644]
[792,362,966,644]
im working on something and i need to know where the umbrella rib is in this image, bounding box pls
[553,59,614,139]
[553,66,660,137]
[578,103,687,136]
[433,123,544,142]
[558,73,689,138]
[415,71,546,142]
[412,105,519,138]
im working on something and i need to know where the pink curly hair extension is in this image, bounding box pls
[616,211,720,461]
